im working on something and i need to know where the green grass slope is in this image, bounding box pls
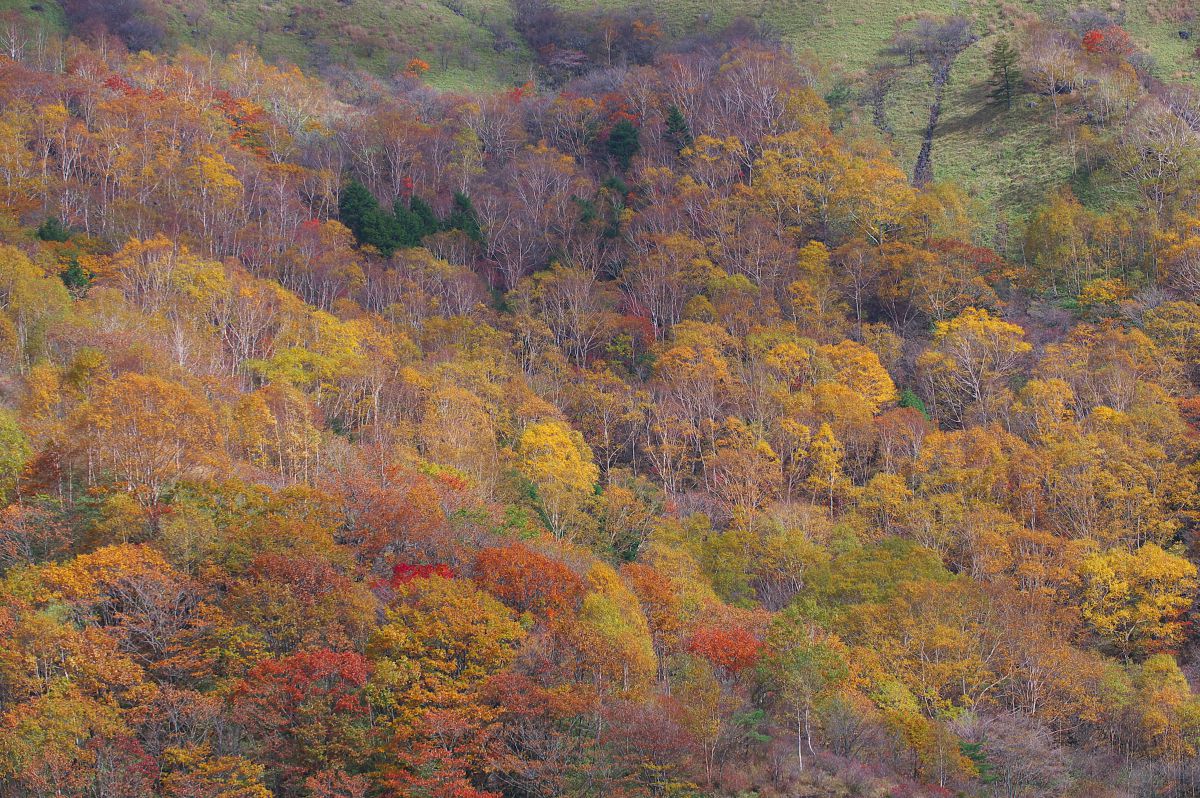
[1,0,531,90]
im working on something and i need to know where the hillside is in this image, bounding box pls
[5,0,1198,227]
[3,3,1200,798]
[0,0,532,89]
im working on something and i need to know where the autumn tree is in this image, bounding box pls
[1079,543,1198,660]
[567,563,657,692]
[471,543,583,618]
[917,307,1031,426]
[0,408,30,498]
[71,373,223,506]
[368,574,525,714]
[231,650,373,793]
[762,606,850,770]
[516,420,600,541]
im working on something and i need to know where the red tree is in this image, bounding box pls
[232,649,373,791]
[687,623,762,675]
[471,544,584,619]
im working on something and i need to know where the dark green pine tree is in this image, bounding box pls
[408,195,442,239]
[60,258,91,292]
[338,179,381,243]
[341,179,413,256]
[447,191,482,242]
[362,209,405,257]
[606,118,641,171]
[392,198,423,249]
[664,104,692,152]
[988,35,1020,109]
[36,217,71,242]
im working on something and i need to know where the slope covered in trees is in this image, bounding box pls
[7,0,1200,224]
[2,8,1200,798]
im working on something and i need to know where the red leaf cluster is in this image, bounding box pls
[392,562,456,586]
[686,623,762,674]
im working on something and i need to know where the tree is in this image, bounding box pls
[562,367,649,476]
[568,563,657,692]
[1123,654,1200,763]
[1081,25,1134,57]
[821,339,898,413]
[988,35,1020,109]
[368,575,525,712]
[70,373,223,506]
[0,408,30,499]
[806,423,847,511]
[521,263,620,365]
[606,119,641,170]
[446,191,482,242]
[976,715,1069,798]
[0,687,152,798]
[471,543,584,619]
[0,245,71,369]
[671,654,727,785]
[917,307,1030,426]
[1079,543,1198,660]
[621,562,685,666]
[233,382,323,485]
[161,747,273,798]
[337,179,428,257]
[1024,29,1081,128]
[62,0,165,51]
[0,501,72,573]
[687,621,761,676]
[516,420,600,541]
[761,606,849,770]
[621,232,716,337]
[707,418,781,529]
[231,649,373,793]
[664,105,692,152]
[378,737,500,798]
[1115,101,1200,214]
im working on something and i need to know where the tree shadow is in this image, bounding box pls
[934,80,1011,138]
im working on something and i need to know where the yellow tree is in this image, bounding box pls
[819,339,898,414]
[917,307,1031,426]
[707,418,781,530]
[806,422,847,512]
[70,373,223,506]
[568,563,657,693]
[232,383,323,485]
[0,408,30,499]
[753,113,912,245]
[0,245,70,370]
[368,575,525,715]
[186,147,244,251]
[1079,543,1198,660]
[516,420,600,541]
[1124,654,1200,762]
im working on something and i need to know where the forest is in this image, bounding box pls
[2,2,1200,797]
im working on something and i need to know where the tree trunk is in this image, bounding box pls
[797,714,805,770]
[806,706,816,756]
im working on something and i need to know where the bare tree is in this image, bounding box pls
[1024,28,1081,128]
[1115,99,1200,213]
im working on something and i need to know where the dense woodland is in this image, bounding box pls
[4,5,1200,798]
